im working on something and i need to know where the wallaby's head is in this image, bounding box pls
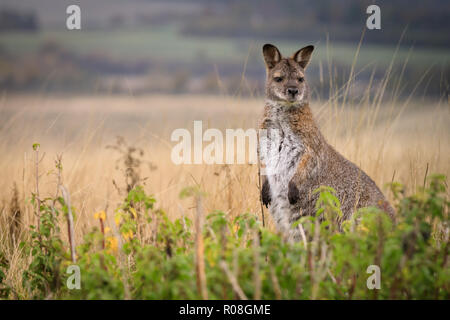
[263,44,314,106]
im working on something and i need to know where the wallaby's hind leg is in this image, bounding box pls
[288,180,300,205]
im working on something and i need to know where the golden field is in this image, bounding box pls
[0,92,448,296]
[0,93,448,237]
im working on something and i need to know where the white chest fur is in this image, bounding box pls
[259,104,304,237]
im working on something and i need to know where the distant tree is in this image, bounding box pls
[0,9,39,32]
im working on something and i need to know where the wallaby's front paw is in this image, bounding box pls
[288,180,300,205]
[261,179,271,208]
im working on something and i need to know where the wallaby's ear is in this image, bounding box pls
[292,45,314,69]
[263,44,282,69]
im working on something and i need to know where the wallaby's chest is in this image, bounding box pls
[260,114,305,190]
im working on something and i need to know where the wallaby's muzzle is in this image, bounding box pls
[286,87,299,100]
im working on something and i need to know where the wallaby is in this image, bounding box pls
[259,44,394,242]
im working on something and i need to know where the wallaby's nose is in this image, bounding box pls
[287,87,298,97]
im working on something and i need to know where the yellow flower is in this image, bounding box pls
[106,236,118,253]
[357,225,370,233]
[129,208,137,219]
[94,211,106,221]
[114,213,122,226]
[104,227,111,234]
[122,230,134,241]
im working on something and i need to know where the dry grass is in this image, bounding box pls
[0,93,448,294]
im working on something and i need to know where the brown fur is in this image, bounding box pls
[260,44,394,238]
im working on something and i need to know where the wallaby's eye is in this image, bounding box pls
[298,77,304,83]
[274,77,283,83]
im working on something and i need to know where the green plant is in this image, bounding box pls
[0,251,10,298]
[20,195,68,299]
[15,149,449,300]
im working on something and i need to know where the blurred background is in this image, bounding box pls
[0,0,448,99]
